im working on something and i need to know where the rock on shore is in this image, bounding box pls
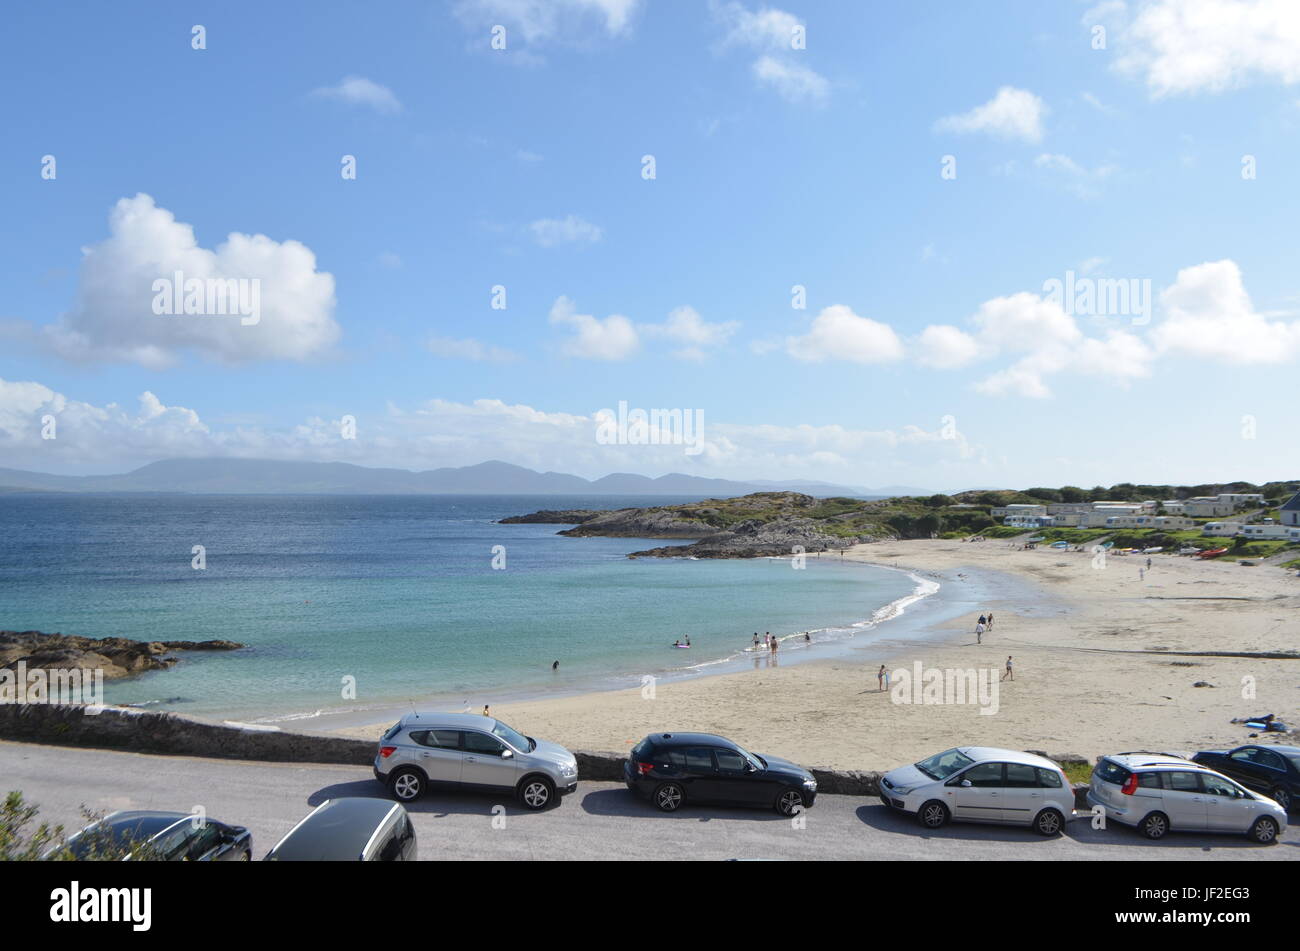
[0,630,244,680]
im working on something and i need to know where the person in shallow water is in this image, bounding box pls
[552,660,559,671]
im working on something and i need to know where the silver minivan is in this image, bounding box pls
[374,712,578,810]
[1088,751,1287,844]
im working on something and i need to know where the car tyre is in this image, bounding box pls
[1033,808,1064,836]
[518,776,555,811]
[1249,816,1279,845]
[1139,811,1169,840]
[917,800,949,829]
[1269,786,1290,812]
[654,782,685,812]
[775,789,805,816]
[388,767,425,803]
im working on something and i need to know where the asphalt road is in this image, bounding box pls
[2,741,1295,861]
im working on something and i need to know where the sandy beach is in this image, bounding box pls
[332,541,1299,772]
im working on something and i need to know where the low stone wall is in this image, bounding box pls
[1,704,1093,805]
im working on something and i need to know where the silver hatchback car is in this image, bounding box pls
[1087,751,1287,844]
[374,712,578,810]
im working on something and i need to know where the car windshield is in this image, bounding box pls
[730,742,764,771]
[492,720,534,752]
[915,748,974,781]
[1283,753,1300,771]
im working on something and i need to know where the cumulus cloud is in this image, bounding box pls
[34,194,338,368]
[915,324,983,369]
[528,214,603,248]
[641,306,739,361]
[1152,259,1300,363]
[934,86,1048,143]
[549,296,640,360]
[752,56,829,104]
[311,76,402,114]
[1102,0,1300,97]
[785,305,905,364]
[710,1,828,104]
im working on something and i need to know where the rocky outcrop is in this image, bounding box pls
[0,630,244,680]
[498,509,605,525]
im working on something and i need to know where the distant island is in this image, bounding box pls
[0,458,915,499]
[503,480,1300,562]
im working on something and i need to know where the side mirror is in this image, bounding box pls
[501,749,513,759]
[746,763,757,773]
[960,779,972,788]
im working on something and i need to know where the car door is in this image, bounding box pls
[460,729,520,790]
[1245,748,1287,795]
[681,747,723,803]
[999,762,1044,825]
[184,822,224,861]
[712,747,765,805]
[1223,748,1268,792]
[1161,771,1208,831]
[411,729,464,785]
[1200,774,1250,832]
[948,762,1006,822]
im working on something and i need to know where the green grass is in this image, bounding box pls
[1063,762,1094,785]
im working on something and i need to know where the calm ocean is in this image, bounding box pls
[0,494,927,721]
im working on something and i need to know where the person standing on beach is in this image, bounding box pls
[1146,557,1152,570]
[877,664,886,691]
[986,612,994,631]
[975,621,986,644]
[770,635,778,654]
[1002,656,1013,681]
[978,614,987,628]
[753,633,760,648]
[483,704,491,718]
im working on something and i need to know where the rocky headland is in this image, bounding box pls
[1,630,244,680]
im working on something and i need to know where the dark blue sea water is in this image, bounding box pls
[0,494,925,720]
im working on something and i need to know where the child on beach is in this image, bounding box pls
[1002,656,1013,681]
[877,664,886,691]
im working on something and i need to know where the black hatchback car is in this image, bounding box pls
[58,811,252,861]
[1193,745,1300,812]
[625,732,817,815]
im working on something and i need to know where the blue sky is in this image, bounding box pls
[2,0,1298,490]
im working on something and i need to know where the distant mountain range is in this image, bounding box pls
[0,458,931,498]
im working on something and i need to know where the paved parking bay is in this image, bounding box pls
[2,741,1294,861]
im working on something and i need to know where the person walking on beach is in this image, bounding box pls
[986,612,994,631]
[1146,557,1152,570]
[770,635,778,654]
[975,620,986,644]
[1002,656,1013,681]
[978,614,987,628]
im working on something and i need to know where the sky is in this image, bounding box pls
[2,0,1298,492]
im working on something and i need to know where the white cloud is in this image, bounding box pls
[311,76,402,114]
[752,56,829,104]
[971,292,1082,350]
[785,305,905,364]
[915,325,982,369]
[713,1,801,50]
[934,86,1048,143]
[0,379,984,486]
[1034,153,1118,198]
[642,305,739,361]
[1108,0,1300,97]
[1152,259,1300,363]
[451,0,640,45]
[528,214,603,248]
[426,336,520,363]
[549,296,640,360]
[34,194,338,368]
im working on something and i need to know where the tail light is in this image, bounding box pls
[1121,773,1139,795]
[636,761,655,776]
[380,746,396,758]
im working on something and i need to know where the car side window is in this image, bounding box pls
[684,748,716,772]
[1035,767,1062,788]
[462,731,506,755]
[1253,749,1283,771]
[1166,771,1201,792]
[154,823,195,861]
[1229,748,1255,763]
[1138,772,1164,789]
[1004,764,1038,788]
[186,823,221,859]
[415,729,460,750]
[1201,776,1238,797]
[961,763,1006,787]
[715,749,747,773]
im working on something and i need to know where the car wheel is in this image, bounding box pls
[1249,816,1279,845]
[917,800,949,829]
[241,850,251,861]
[388,767,425,803]
[775,789,805,816]
[1139,811,1169,840]
[653,782,685,812]
[1270,786,1291,812]
[1033,808,1064,836]
[518,776,554,811]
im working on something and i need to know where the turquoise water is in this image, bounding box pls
[0,494,923,720]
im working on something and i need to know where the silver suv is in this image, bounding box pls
[374,712,578,810]
[1088,751,1287,844]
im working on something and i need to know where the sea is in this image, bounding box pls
[0,494,936,724]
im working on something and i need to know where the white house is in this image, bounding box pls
[1050,513,1083,527]
[1106,515,1197,530]
[1202,521,1243,536]
[1217,493,1264,508]
[992,504,1048,518]
[1183,497,1235,517]
[1282,491,1300,527]
[1005,514,1054,529]
[1239,524,1300,541]
[1161,500,1186,514]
